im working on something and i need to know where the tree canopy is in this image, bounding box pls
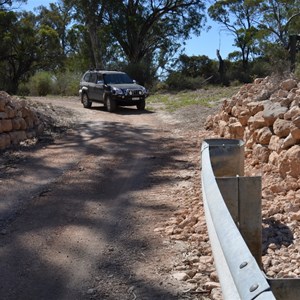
[0,0,300,94]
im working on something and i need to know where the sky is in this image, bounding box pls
[19,0,237,60]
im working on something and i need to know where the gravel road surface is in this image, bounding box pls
[0,97,215,300]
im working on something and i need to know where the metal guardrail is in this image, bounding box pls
[201,139,300,300]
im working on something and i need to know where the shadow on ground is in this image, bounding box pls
[0,116,195,299]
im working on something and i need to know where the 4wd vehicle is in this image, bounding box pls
[79,70,148,112]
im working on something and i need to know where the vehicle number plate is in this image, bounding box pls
[132,97,140,100]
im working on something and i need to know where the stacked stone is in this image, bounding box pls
[205,76,300,179]
[0,91,44,150]
[205,76,300,283]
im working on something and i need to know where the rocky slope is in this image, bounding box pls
[156,76,300,299]
[205,76,300,279]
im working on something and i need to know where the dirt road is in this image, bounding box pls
[0,97,215,300]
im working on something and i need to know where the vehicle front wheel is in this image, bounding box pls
[82,93,92,108]
[136,99,145,110]
[105,96,116,112]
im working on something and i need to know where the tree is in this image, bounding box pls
[0,0,26,10]
[258,0,300,47]
[177,54,217,79]
[0,11,61,93]
[36,1,73,58]
[106,0,206,83]
[62,0,206,84]
[208,0,262,69]
[257,0,300,71]
[63,0,107,69]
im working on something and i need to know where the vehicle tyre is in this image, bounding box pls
[136,99,145,110]
[82,93,92,108]
[106,96,116,112]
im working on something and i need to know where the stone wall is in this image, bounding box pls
[205,76,300,178]
[0,91,44,150]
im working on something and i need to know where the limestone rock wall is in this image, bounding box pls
[0,91,44,150]
[205,76,300,178]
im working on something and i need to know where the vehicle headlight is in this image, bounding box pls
[112,87,123,95]
[141,87,148,95]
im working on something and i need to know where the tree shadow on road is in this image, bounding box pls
[0,117,196,299]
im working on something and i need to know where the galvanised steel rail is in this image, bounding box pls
[201,139,300,300]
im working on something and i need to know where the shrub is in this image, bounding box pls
[28,71,53,96]
[166,72,206,90]
[17,83,30,96]
[53,71,81,96]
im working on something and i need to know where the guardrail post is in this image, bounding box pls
[201,139,275,300]
[208,139,262,266]
[201,139,300,299]
[239,177,262,268]
[216,177,262,267]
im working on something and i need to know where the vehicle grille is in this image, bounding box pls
[125,89,143,96]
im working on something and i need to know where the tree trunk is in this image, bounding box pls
[289,34,299,72]
[87,23,103,69]
[216,49,226,85]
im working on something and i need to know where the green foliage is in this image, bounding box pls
[293,54,300,80]
[21,71,82,96]
[17,82,30,96]
[52,71,81,96]
[166,72,207,90]
[263,44,291,74]
[1,0,299,94]
[123,58,157,87]
[27,71,53,96]
[0,10,63,94]
[177,54,219,80]
[208,0,262,68]
[102,0,206,84]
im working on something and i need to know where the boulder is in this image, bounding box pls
[248,112,267,131]
[278,145,300,178]
[228,121,244,139]
[256,127,272,145]
[253,144,270,163]
[273,119,292,138]
[263,101,288,126]
[280,79,298,91]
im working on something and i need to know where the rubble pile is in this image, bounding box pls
[156,76,300,299]
[0,91,43,150]
[204,77,300,262]
[205,76,300,178]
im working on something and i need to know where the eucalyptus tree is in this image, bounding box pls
[63,0,206,84]
[63,0,108,69]
[0,0,26,10]
[208,0,262,69]
[258,0,300,47]
[36,2,73,57]
[105,0,206,83]
[0,10,61,93]
[257,0,300,71]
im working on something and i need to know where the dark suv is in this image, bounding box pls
[79,70,148,112]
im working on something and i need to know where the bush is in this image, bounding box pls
[293,54,300,80]
[166,72,205,90]
[52,71,81,96]
[28,71,53,96]
[22,71,82,96]
[17,83,30,96]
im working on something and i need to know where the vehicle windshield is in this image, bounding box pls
[103,73,134,84]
